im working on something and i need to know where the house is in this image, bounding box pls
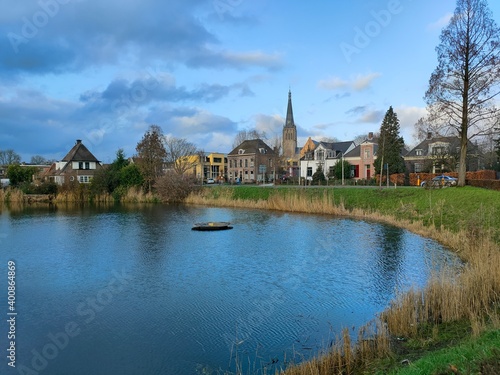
[300,140,355,180]
[181,152,228,182]
[43,140,102,185]
[227,139,278,183]
[404,133,481,174]
[344,133,379,180]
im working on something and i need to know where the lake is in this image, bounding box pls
[0,204,460,374]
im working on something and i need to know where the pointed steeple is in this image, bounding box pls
[285,89,295,128]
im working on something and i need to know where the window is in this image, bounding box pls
[244,159,248,167]
[364,149,370,159]
[317,149,324,160]
[79,162,83,170]
[329,166,335,176]
[259,148,265,154]
[238,149,245,155]
[239,159,242,168]
[85,162,90,170]
[250,158,254,167]
[213,157,222,163]
[414,163,423,173]
[307,167,312,177]
[432,146,446,155]
[415,149,423,156]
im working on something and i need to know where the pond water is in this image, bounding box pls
[0,204,460,374]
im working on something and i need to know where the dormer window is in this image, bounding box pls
[415,149,423,156]
[238,149,245,155]
[259,148,265,154]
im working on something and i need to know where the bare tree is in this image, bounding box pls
[319,136,340,143]
[0,149,21,165]
[135,125,167,192]
[232,129,267,148]
[30,155,48,165]
[164,136,199,175]
[424,0,500,186]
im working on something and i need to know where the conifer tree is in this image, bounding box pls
[374,106,405,176]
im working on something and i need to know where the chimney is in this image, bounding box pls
[76,139,82,144]
[427,132,432,140]
[368,132,373,140]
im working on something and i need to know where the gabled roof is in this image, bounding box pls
[344,142,379,158]
[62,140,100,162]
[316,141,355,155]
[405,136,461,157]
[228,139,276,156]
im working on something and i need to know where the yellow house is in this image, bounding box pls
[204,152,227,181]
[180,152,227,182]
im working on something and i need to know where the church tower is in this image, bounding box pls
[282,90,297,159]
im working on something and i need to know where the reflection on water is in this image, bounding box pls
[0,204,460,375]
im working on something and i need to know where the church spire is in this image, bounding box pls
[285,89,295,128]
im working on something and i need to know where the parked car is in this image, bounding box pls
[421,175,457,187]
[206,178,215,184]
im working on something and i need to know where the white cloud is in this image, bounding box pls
[352,73,382,91]
[317,73,381,92]
[394,105,428,145]
[253,113,284,136]
[317,77,349,90]
[427,13,453,31]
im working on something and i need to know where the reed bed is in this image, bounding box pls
[186,187,500,374]
[0,187,24,202]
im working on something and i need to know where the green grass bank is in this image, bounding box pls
[186,186,500,374]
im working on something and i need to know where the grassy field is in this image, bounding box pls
[186,185,500,374]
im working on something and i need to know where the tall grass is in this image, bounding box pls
[0,187,24,202]
[186,186,500,374]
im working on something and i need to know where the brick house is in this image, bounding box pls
[343,134,379,180]
[43,140,102,185]
[227,139,278,183]
[404,133,481,174]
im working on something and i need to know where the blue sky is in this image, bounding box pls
[2,0,500,163]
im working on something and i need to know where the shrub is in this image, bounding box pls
[155,172,200,203]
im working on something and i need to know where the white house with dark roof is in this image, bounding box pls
[43,140,102,185]
[300,140,355,180]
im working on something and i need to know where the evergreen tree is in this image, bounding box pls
[312,166,326,185]
[333,160,352,180]
[374,106,405,176]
